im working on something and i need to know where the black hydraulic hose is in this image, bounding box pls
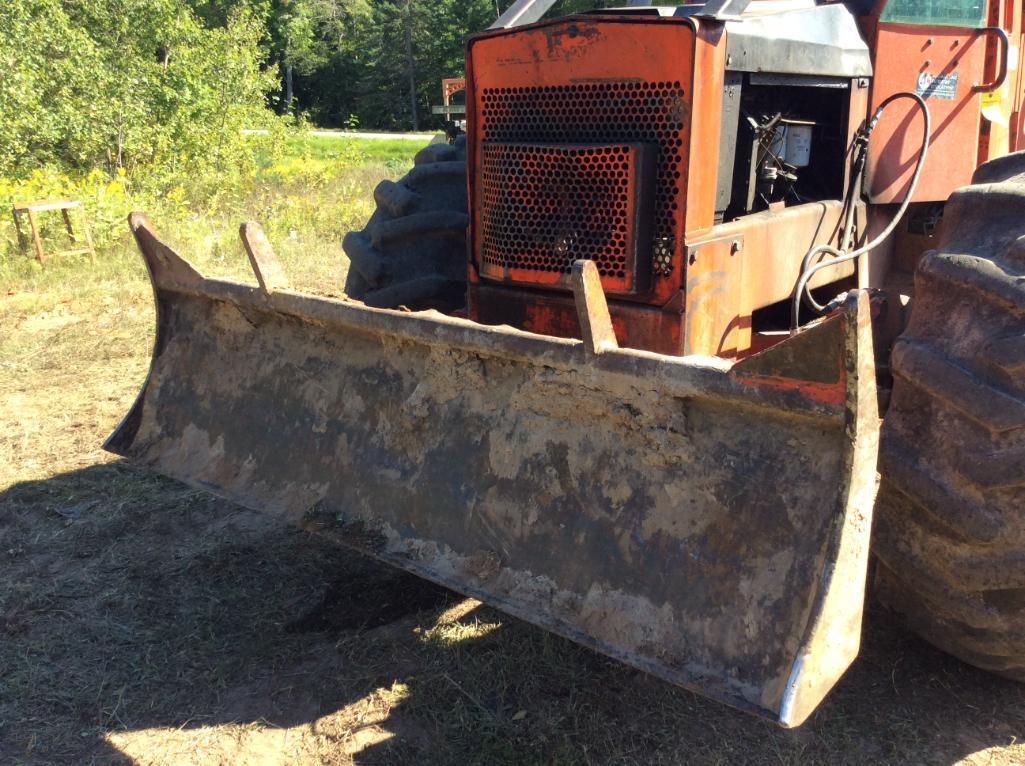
[800,129,869,313]
[839,129,870,253]
[799,135,868,313]
[790,92,931,331]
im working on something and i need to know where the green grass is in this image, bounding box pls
[3,136,1025,765]
[0,135,422,301]
[281,133,437,165]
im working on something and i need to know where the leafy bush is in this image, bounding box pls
[0,0,277,187]
[0,131,399,265]
[0,0,294,258]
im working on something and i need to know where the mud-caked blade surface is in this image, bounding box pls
[108,215,879,727]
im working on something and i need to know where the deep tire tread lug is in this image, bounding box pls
[875,150,1025,680]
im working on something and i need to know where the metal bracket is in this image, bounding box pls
[572,260,618,355]
[239,222,290,295]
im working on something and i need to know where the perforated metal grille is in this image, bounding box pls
[478,81,686,271]
[480,143,636,278]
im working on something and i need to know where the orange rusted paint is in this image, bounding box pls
[684,235,743,358]
[463,7,1025,362]
[476,142,656,295]
[470,281,685,356]
[464,16,871,358]
[466,16,704,309]
[682,201,864,358]
[683,21,725,241]
[733,373,847,408]
[867,23,988,202]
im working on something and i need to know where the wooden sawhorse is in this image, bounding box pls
[12,199,95,263]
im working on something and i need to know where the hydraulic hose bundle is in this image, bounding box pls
[790,92,931,330]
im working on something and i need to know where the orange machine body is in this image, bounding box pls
[466,15,722,355]
[463,4,1024,357]
[864,0,1024,201]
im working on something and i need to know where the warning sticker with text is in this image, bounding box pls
[916,72,959,100]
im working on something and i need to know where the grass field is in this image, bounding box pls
[2,136,1025,766]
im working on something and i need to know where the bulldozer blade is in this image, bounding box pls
[107,214,879,727]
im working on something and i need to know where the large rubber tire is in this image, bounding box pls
[874,152,1025,680]
[343,136,468,312]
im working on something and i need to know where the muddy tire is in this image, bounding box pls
[874,152,1025,680]
[343,135,468,312]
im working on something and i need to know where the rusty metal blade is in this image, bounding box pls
[107,213,879,726]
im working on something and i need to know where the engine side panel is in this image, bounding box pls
[466,16,723,309]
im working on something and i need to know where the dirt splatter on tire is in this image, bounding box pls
[875,152,1025,680]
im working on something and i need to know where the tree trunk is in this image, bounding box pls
[285,64,294,113]
[403,0,419,131]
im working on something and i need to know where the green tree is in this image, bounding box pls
[310,0,493,131]
[295,0,603,131]
[0,0,276,185]
[272,0,381,114]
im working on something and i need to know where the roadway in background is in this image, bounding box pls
[242,129,437,141]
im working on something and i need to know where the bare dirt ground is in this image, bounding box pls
[3,246,1025,765]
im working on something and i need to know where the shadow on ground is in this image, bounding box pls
[1,463,1023,765]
